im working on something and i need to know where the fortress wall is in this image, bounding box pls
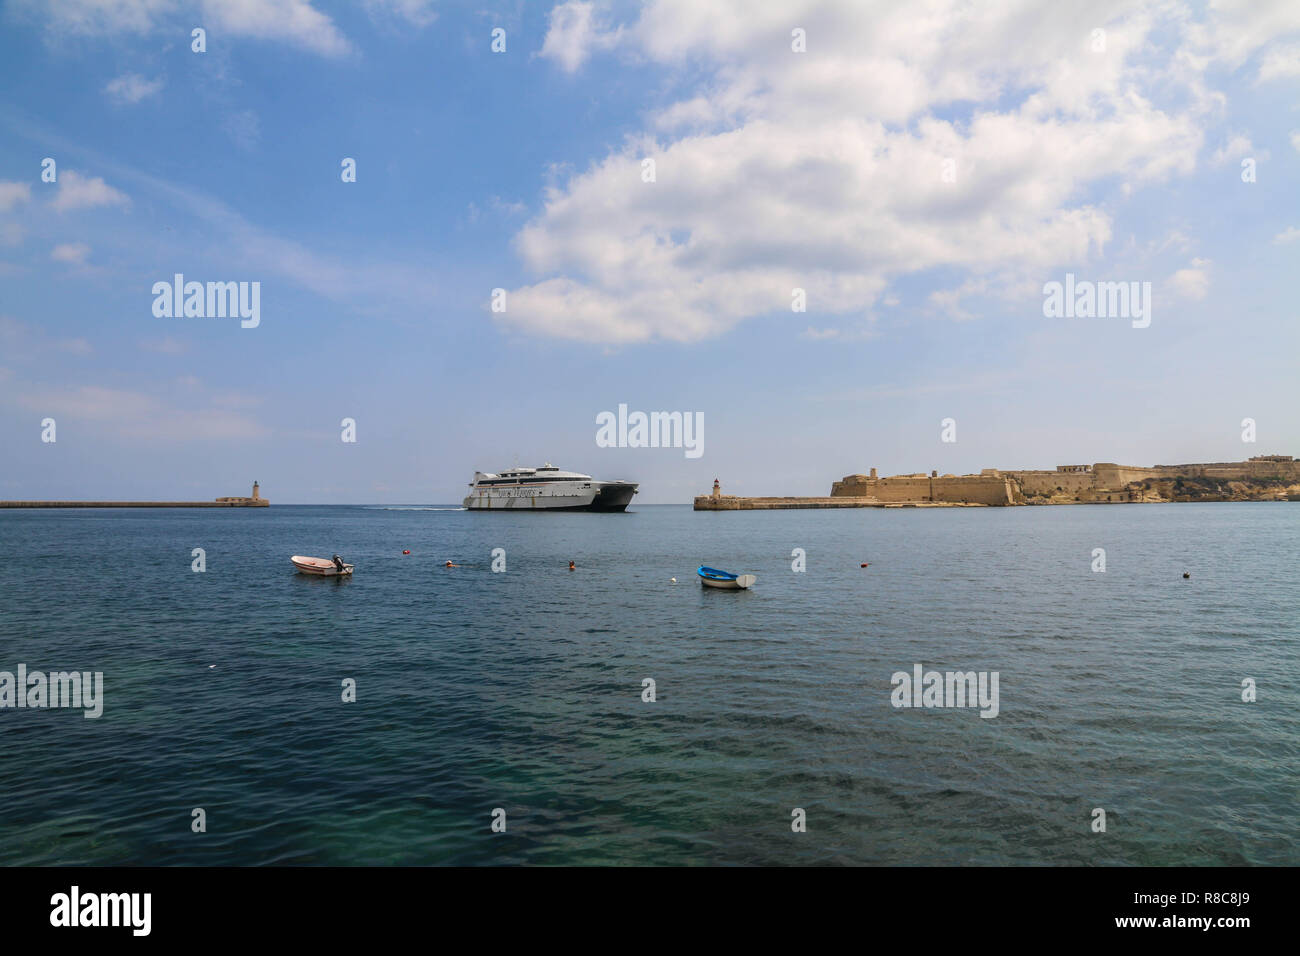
[1005,471,1096,496]
[826,457,1297,508]
[830,474,1015,505]
[830,475,872,496]
[930,477,1017,505]
[1154,460,1300,480]
[1092,463,1161,487]
[876,479,933,502]
[831,476,930,501]
[1242,459,1300,478]
[1092,460,1300,486]
[1079,488,1139,502]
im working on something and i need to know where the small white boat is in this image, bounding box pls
[697,566,756,589]
[291,554,353,576]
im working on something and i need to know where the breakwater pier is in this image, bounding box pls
[693,495,985,510]
[0,482,269,509]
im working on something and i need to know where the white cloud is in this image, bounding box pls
[1185,0,1300,81]
[23,0,350,56]
[1210,133,1262,167]
[802,326,841,340]
[0,182,32,212]
[15,384,269,440]
[1168,258,1211,300]
[1272,226,1300,244]
[51,241,91,264]
[116,168,445,313]
[23,0,176,35]
[201,0,351,56]
[1291,130,1300,153]
[540,1,620,73]
[140,336,191,354]
[490,195,527,216]
[51,170,130,213]
[104,72,164,104]
[0,316,93,360]
[1256,43,1300,81]
[364,0,437,29]
[22,385,151,420]
[929,278,992,322]
[802,322,877,342]
[508,0,1227,343]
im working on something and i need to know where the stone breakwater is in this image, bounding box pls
[694,496,988,511]
[0,500,269,508]
[1,482,269,508]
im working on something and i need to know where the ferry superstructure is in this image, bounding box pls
[463,464,638,511]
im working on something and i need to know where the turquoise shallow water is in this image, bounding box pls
[0,503,1296,865]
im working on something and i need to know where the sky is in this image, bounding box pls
[0,0,1297,503]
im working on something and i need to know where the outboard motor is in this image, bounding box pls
[332,554,345,571]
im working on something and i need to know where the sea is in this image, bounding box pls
[0,503,1295,866]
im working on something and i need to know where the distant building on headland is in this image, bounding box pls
[697,457,1299,509]
[1,481,270,509]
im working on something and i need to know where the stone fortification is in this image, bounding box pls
[696,457,1299,510]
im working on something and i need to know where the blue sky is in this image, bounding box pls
[1,0,1297,503]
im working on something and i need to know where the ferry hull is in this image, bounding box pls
[590,481,638,511]
[462,481,638,512]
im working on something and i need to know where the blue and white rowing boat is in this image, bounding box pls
[697,566,756,589]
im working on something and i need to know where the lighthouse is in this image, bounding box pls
[711,478,721,499]
[252,481,260,501]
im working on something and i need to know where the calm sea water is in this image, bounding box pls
[0,503,1295,866]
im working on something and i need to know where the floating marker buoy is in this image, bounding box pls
[861,563,870,568]
[403,550,410,555]
[670,577,677,583]
[1183,571,1190,579]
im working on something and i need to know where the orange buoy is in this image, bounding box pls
[860,562,870,568]
[403,550,410,555]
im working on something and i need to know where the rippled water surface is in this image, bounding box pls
[0,503,1296,865]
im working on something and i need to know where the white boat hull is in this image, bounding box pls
[463,480,638,511]
[700,574,756,589]
[291,555,353,576]
[701,576,740,589]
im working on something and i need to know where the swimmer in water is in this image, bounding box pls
[445,560,459,568]
[568,561,576,571]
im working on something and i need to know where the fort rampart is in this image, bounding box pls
[694,456,1298,510]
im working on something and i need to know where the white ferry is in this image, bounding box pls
[463,464,638,511]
